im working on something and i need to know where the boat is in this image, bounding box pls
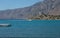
[28,19,32,21]
[0,24,11,27]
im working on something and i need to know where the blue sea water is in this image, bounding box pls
[0,20,60,38]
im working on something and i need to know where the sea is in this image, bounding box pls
[0,20,60,38]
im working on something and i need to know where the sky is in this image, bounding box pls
[0,0,43,10]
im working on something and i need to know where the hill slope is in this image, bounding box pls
[0,0,60,19]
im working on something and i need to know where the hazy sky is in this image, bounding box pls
[0,0,43,10]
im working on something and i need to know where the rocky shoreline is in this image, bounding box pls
[30,15,60,20]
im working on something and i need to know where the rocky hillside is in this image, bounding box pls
[0,0,60,19]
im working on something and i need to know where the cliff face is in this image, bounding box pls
[35,0,60,15]
[0,0,60,19]
[45,0,60,15]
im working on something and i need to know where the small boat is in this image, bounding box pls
[0,24,11,27]
[28,19,32,21]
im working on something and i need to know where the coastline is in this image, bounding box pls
[30,15,60,20]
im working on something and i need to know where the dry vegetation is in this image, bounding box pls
[30,15,60,20]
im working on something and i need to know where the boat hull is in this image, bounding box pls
[0,24,11,27]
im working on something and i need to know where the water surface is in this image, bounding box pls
[0,20,60,38]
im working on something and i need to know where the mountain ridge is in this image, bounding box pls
[0,0,60,19]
